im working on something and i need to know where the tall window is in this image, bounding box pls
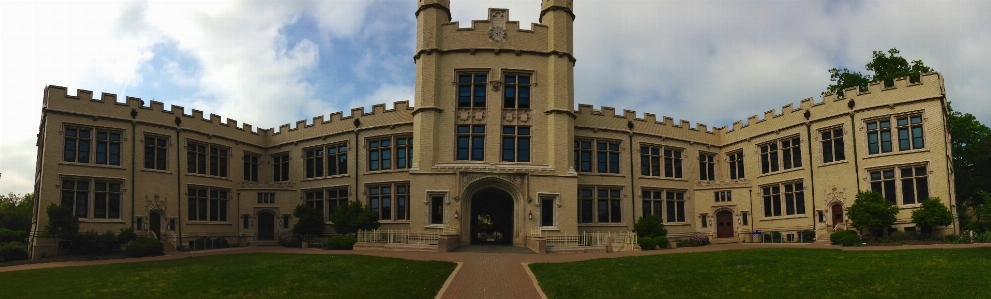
[429,195,444,225]
[395,138,411,169]
[760,137,801,174]
[188,187,228,222]
[61,178,122,219]
[728,151,745,179]
[327,188,349,217]
[369,183,409,221]
[642,190,663,219]
[503,74,531,109]
[715,191,732,202]
[304,190,325,216]
[209,189,229,221]
[94,130,122,165]
[457,125,485,161]
[540,196,555,227]
[502,126,531,162]
[305,147,324,178]
[575,139,620,174]
[63,127,91,163]
[866,119,893,155]
[208,146,228,177]
[741,212,749,226]
[304,143,348,178]
[575,140,592,172]
[641,145,681,178]
[257,193,275,204]
[458,73,487,108]
[328,144,349,174]
[699,153,716,181]
[243,153,260,181]
[762,182,805,217]
[820,127,846,163]
[65,127,122,165]
[188,142,228,177]
[272,153,290,182]
[871,165,928,205]
[144,136,168,170]
[665,191,686,223]
[61,179,90,218]
[92,181,121,219]
[897,115,925,151]
[578,187,622,224]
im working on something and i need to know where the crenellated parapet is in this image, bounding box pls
[265,101,414,145]
[574,103,721,146]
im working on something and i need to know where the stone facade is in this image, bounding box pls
[28,0,956,255]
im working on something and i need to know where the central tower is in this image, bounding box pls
[410,0,579,246]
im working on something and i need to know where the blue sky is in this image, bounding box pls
[2,0,990,195]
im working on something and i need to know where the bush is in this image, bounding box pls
[279,232,302,247]
[976,231,991,243]
[633,216,667,238]
[830,230,859,245]
[839,233,862,247]
[847,191,899,239]
[0,241,29,262]
[904,230,919,240]
[323,236,357,250]
[957,233,973,244]
[689,233,710,246]
[0,229,28,244]
[942,234,959,243]
[292,204,325,239]
[654,236,668,249]
[329,201,380,236]
[912,198,953,234]
[70,230,117,255]
[965,222,984,233]
[763,231,783,243]
[890,231,909,242]
[638,237,658,250]
[801,230,816,242]
[125,238,164,257]
[116,227,137,247]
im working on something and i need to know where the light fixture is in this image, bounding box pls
[454,211,459,219]
[528,211,533,219]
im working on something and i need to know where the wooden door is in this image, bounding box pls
[258,212,275,240]
[149,212,161,240]
[716,211,734,238]
[832,205,844,227]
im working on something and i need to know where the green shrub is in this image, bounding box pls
[763,231,783,243]
[638,237,657,250]
[116,227,137,247]
[292,204,325,239]
[329,201,380,236]
[957,233,973,244]
[323,236,357,250]
[942,234,959,243]
[847,191,899,239]
[0,229,28,244]
[965,222,984,233]
[830,230,859,245]
[801,230,816,242]
[690,233,710,246]
[125,238,164,257]
[976,231,991,243]
[634,216,667,238]
[890,231,909,242]
[839,233,862,247]
[654,236,668,249]
[904,230,919,240]
[912,198,953,234]
[0,241,29,262]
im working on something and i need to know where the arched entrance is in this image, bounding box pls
[257,212,275,241]
[831,204,844,228]
[716,210,734,238]
[149,212,162,241]
[470,188,514,245]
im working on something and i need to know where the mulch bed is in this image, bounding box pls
[0,251,135,268]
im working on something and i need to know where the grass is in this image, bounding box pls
[530,247,991,299]
[0,253,456,299]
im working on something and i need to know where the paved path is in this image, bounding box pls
[4,241,991,299]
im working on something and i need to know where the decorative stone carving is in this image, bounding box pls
[461,172,526,187]
[489,9,508,42]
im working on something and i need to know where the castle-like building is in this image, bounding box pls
[29,0,955,255]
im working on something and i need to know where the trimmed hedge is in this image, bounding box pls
[830,230,859,245]
[0,229,28,244]
[0,241,30,262]
[324,236,357,250]
[638,237,658,250]
[125,238,164,257]
[634,216,668,238]
[655,236,669,249]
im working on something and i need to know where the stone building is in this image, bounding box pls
[29,0,956,255]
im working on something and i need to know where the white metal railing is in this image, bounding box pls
[539,231,638,251]
[357,229,441,245]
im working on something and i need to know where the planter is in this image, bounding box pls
[668,241,678,249]
[302,241,309,249]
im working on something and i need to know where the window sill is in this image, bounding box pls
[899,204,922,209]
[301,174,350,182]
[185,173,232,180]
[757,167,805,178]
[79,219,126,224]
[140,168,172,175]
[818,160,849,168]
[379,220,411,224]
[711,202,734,207]
[578,223,627,227]
[638,176,689,182]
[864,148,929,159]
[185,221,232,225]
[364,169,411,175]
[663,222,691,226]
[540,227,560,231]
[425,224,445,229]
[59,162,126,169]
[578,172,624,177]
[760,214,806,221]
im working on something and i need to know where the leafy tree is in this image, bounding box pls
[949,103,991,207]
[0,193,33,232]
[974,191,991,231]
[911,198,953,236]
[847,191,899,239]
[42,203,78,255]
[329,201,380,236]
[824,48,933,96]
[291,204,325,239]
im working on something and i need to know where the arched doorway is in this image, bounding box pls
[716,210,734,238]
[470,188,514,245]
[831,204,844,228]
[149,212,162,241]
[257,212,275,241]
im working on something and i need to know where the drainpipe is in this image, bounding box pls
[804,111,816,235]
[939,96,956,234]
[627,121,635,225]
[353,118,361,205]
[748,189,755,242]
[175,116,183,248]
[236,192,240,242]
[130,108,138,230]
[847,99,861,191]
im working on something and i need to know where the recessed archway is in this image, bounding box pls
[460,175,526,247]
[257,212,275,241]
[470,188,515,245]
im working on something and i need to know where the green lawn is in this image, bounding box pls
[0,253,456,299]
[530,247,991,299]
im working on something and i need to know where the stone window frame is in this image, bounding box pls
[143,134,170,171]
[866,162,931,207]
[366,135,413,172]
[864,111,927,156]
[59,176,125,221]
[578,186,624,225]
[575,138,623,174]
[243,151,261,182]
[62,124,126,167]
[257,192,275,204]
[271,151,291,182]
[817,125,847,165]
[455,70,489,109]
[455,124,486,161]
[501,125,531,162]
[715,190,732,203]
[639,143,683,179]
[757,134,802,176]
[425,190,449,229]
[536,192,561,230]
[727,150,745,180]
[698,151,717,181]
[502,71,533,110]
[302,141,349,179]
[186,139,230,178]
[367,181,411,223]
[759,180,806,219]
[186,185,230,223]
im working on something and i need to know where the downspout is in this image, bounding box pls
[940,96,956,234]
[804,111,816,235]
[175,116,183,249]
[847,99,861,191]
[130,109,138,230]
[627,121,635,224]
[236,192,240,241]
[748,189,755,242]
[353,118,361,205]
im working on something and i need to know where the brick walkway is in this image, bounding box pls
[4,241,991,298]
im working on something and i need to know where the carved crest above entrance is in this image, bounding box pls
[145,194,168,214]
[488,9,508,42]
[462,172,525,187]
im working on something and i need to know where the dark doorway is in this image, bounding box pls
[258,212,275,241]
[470,188,514,245]
[832,204,843,227]
[716,210,734,238]
[149,212,162,241]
